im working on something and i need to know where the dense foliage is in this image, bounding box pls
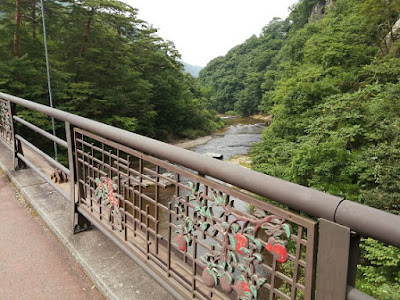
[199,17,290,116]
[0,0,221,141]
[200,0,400,297]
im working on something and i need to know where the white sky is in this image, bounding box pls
[122,0,298,66]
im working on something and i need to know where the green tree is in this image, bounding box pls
[248,0,400,296]
[0,0,220,141]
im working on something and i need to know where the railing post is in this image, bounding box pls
[10,103,26,170]
[65,122,91,233]
[347,232,361,287]
[315,218,351,300]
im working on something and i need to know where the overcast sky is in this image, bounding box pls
[122,0,298,66]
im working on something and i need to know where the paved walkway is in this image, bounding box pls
[0,171,104,300]
[0,139,173,300]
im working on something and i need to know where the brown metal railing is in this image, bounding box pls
[0,92,399,300]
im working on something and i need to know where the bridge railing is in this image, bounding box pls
[0,92,398,300]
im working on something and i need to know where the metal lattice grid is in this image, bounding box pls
[74,128,317,300]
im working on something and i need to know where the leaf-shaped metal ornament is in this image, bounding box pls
[250,285,258,299]
[282,223,291,238]
[253,253,262,262]
[228,235,236,249]
[232,223,240,233]
[253,208,266,219]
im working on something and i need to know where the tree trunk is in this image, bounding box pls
[31,0,37,38]
[13,0,22,57]
[79,8,94,58]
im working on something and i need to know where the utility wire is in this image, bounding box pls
[40,0,58,161]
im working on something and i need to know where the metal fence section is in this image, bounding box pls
[1,92,400,300]
[0,98,13,149]
[74,128,317,299]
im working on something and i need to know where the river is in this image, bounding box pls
[190,116,267,160]
[139,116,268,236]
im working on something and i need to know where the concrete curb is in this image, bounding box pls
[0,141,174,300]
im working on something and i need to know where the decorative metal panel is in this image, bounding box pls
[74,128,317,300]
[0,99,13,148]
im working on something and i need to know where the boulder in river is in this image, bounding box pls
[205,152,224,160]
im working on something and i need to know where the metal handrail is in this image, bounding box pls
[13,115,68,148]
[15,134,69,175]
[1,92,399,248]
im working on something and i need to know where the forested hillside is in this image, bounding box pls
[0,0,221,141]
[200,0,400,297]
[199,17,290,116]
[182,61,203,77]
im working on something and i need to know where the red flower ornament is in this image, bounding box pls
[272,243,288,263]
[235,233,248,254]
[235,281,251,297]
[265,236,276,252]
[177,234,187,251]
[107,191,119,207]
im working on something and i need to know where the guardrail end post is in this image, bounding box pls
[315,218,351,300]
